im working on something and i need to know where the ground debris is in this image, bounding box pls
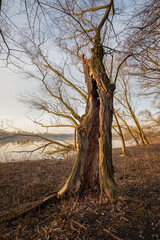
[0,144,160,239]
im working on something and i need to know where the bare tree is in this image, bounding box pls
[0,0,134,204]
[113,110,127,156]
[126,0,160,103]
[139,109,160,139]
[115,71,150,145]
[114,109,139,146]
[2,1,157,224]
[19,57,86,155]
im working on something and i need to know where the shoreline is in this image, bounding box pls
[0,138,159,163]
[0,142,160,239]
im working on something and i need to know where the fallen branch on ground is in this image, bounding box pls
[103,227,123,240]
[0,192,58,223]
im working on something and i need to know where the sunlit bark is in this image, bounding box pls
[58,1,119,201]
[115,110,139,146]
[58,65,100,195]
[115,74,149,145]
[113,111,127,156]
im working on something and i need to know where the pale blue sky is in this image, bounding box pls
[0,65,76,133]
[0,66,41,132]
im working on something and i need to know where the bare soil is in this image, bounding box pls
[0,143,160,240]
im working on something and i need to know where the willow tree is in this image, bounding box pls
[27,0,124,202]
[55,0,123,202]
[126,0,160,103]
[115,72,149,145]
[0,0,131,202]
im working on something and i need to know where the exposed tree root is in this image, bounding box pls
[0,192,58,224]
[118,195,147,207]
[115,191,148,212]
[0,187,146,224]
[100,186,147,208]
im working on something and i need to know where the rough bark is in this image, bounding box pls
[58,60,100,197]
[115,110,139,146]
[59,34,118,201]
[87,39,118,202]
[98,89,117,202]
[124,90,149,145]
[113,111,127,156]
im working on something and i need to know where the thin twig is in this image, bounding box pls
[73,220,87,230]
[103,228,123,240]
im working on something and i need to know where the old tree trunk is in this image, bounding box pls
[58,38,118,202]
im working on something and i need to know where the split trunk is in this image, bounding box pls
[58,44,118,202]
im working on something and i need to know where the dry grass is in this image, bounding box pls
[0,143,160,239]
[0,156,74,209]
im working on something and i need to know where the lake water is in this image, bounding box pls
[0,139,133,163]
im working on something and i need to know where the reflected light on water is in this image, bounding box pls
[0,139,135,163]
